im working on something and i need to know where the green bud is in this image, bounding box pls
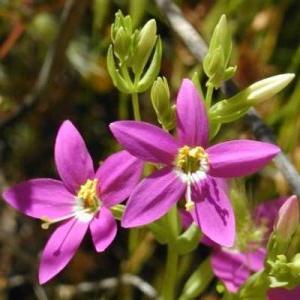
[209,73,295,123]
[151,77,175,130]
[179,258,214,300]
[247,73,295,104]
[289,253,300,277]
[113,27,132,62]
[136,38,162,92]
[131,19,157,76]
[209,15,232,65]
[203,14,235,89]
[175,224,201,255]
[275,195,299,241]
[203,47,224,78]
[107,45,132,93]
[111,11,133,42]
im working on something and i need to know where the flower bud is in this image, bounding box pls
[151,77,175,130]
[203,14,236,88]
[131,19,157,76]
[247,73,295,104]
[136,38,162,93]
[275,195,299,241]
[289,253,300,277]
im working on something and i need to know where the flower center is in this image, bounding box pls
[175,146,208,179]
[76,179,100,213]
[41,179,100,229]
[175,145,208,174]
[174,146,209,212]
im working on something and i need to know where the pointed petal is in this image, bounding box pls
[121,168,185,227]
[2,179,74,219]
[211,249,250,292]
[268,287,300,300]
[109,121,179,164]
[39,218,89,284]
[90,207,117,252]
[207,140,280,178]
[192,177,235,247]
[95,151,143,207]
[244,248,266,272]
[176,79,209,147]
[55,120,94,193]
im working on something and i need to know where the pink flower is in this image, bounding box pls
[2,120,143,284]
[110,79,280,247]
[184,197,300,298]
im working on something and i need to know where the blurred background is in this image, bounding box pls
[0,0,299,299]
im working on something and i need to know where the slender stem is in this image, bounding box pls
[205,84,214,109]
[131,92,141,121]
[163,245,178,300]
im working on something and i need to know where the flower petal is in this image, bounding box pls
[121,167,185,227]
[2,179,74,219]
[55,120,94,193]
[176,79,209,147]
[39,218,89,284]
[90,207,117,252]
[211,249,250,292]
[95,150,143,207]
[192,177,235,247]
[207,140,280,178]
[268,287,300,300]
[109,121,179,165]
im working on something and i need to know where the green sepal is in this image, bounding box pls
[107,46,132,93]
[175,223,201,255]
[178,257,214,300]
[136,38,162,92]
[110,204,125,220]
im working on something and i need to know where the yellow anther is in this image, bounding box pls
[175,145,208,173]
[185,200,195,212]
[77,179,99,210]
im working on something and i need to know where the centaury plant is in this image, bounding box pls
[1,10,299,300]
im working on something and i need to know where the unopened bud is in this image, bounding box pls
[132,19,157,76]
[275,195,299,241]
[289,253,300,276]
[247,73,295,104]
[151,77,175,130]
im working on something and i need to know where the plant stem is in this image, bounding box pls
[205,84,214,109]
[131,92,141,121]
[163,244,178,300]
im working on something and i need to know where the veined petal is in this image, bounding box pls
[95,150,143,207]
[55,120,94,194]
[90,207,117,252]
[192,177,235,247]
[2,179,74,219]
[176,79,209,147]
[109,121,179,165]
[39,218,89,284]
[268,287,300,300]
[121,167,185,228]
[207,140,280,178]
[211,249,250,292]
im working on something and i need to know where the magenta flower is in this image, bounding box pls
[109,79,280,247]
[182,197,300,298]
[2,120,143,284]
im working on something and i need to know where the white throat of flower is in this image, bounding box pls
[174,145,209,212]
[41,179,101,229]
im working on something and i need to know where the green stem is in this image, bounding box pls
[205,84,214,109]
[131,92,141,121]
[163,244,179,300]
